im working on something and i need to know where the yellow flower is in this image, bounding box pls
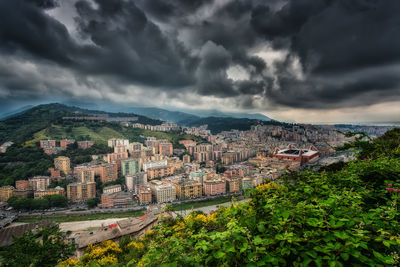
[57,258,79,267]
[127,241,145,251]
[256,182,281,192]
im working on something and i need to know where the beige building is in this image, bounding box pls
[150,180,176,203]
[34,187,65,199]
[174,180,202,200]
[137,186,152,204]
[103,184,122,194]
[54,156,71,175]
[75,166,95,183]
[182,154,191,164]
[226,177,241,193]
[0,186,15,201]
[29,176,50,191]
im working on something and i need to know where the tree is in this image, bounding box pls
[0,225,75,267]
[44,194,68,208]
[86,197,100,209]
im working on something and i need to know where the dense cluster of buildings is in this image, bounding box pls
[2,121,372,208]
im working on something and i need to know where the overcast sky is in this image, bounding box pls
[0,0,399,123]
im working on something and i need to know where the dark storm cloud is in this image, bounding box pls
[0,0,400,111]
[73,0,196,87]
[251,0,400,108]
[138,0,213,22]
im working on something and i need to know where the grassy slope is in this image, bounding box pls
[24,124,204,147]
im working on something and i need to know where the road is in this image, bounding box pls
[57,199,249,232]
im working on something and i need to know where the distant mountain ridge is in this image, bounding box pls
[127,106,271,124]
[0,105,34,119]
[181,109,271,121]
[128,107,199,124]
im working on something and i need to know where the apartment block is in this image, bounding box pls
[121,158,140,176]
[105,151,129,163]
[29,176,50,191]
[40,140,56,149]
[147,165,174,180]
[99,191,133,208]
[203,180,226,196]
[99,163,118,183]
[142,159,167,172]
[226,178,241,193]
[67,182,96,203]
[15,180,30,190]
[150,180,176,203]
[103,184,122,194]
[174,180,202,200]
[128,142,143,152]
[108,138,129,148]
[54,156,71,175]
[137,186,152,204]
[182,154,191,164]
[241,177,254,190]
[114,145,128,154]
[48,168,61,179]
[34,186,65,199]
[0,186,15,201]
[77,141,94,149]
[158,142,173,156]
[60,139,75,148]
[129,148,153,159]
[75,166,96,183]
[125,173,147,192]
[13,189,31,198]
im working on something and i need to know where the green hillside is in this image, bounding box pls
[179,116,288,134]
[0,103,162,144]
[25,125,126,146]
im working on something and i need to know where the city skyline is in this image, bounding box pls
[1,0,400,124]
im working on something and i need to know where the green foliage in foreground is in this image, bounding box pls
[57,128,400,266]
[0,225,75,267]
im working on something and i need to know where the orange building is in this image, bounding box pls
[146,165,174,180]
[60,139,75,148]
[67,182,96,203]
[158,142,173,156]
[203,180,226,196]
[137,186,152,204]
[15,180,30,190]
[99,163,118,183]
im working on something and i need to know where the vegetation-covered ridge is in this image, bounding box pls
[57,128,400,266]
[0,103,162,144]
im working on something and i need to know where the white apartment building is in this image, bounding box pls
[108,138,129,148]
[150,180,176,203]
[142,159,168,172]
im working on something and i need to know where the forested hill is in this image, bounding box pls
[179,116,287,134]
[58,128,400,266]
[0,103,162,144]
